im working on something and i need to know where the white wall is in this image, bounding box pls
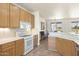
[46,18,79,33]
[32,11,41,45]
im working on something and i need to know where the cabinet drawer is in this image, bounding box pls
[1,41,15,49]
[1,48,16,56]
[2,46,15,51]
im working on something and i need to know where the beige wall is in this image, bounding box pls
[0,28,16,38]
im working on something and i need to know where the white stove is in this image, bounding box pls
[16,29,33,55]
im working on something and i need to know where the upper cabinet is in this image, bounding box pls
[0,4,9,28]
[28,13,32,25]
[25,11,29,22]
[20,9,26,22]
[20,8,35,29]
[0,3,34,29]
[9,4,20,28]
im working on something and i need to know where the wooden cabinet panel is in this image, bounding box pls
[20,9,26,21]
[56,37,64,55]
[0,39,24,56]
[25,12,29,22]
[20,9,30,23]
[0,46,1,55]
[9,4,20,28]
[63,39,77,56]
[0,3,9,28]
[1,46,16,56]
[1,41,16,56]
[16,39,24,56]
[56,37,77,56]
[48,37,56,51]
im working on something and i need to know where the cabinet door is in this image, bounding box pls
[20,9,26,22]
[31,15,34,29]
[63,39,77,56]
[25,12,29,23]
[0,3,9,28]
[48,37,56,50]
[0,45,1,55]
[9,4,20,28]
[16,39,24,56]
[1,41,16,56]
[56,37,64,55]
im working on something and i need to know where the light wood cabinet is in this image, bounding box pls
[9,4,20,28]
[63,39,77,56]
[0,3,9,28]
[20,9,30,23]
[20,9,26,22]
[0,41,16,56]
[16,39,24,56]
[25,11,29,22]
[27,13,31,24]
[55,37,64,55]
[0,46,1,55]
[0,39,24,56]
[0,3,34,28]
[56,37,77,56]
[48,37,56,51]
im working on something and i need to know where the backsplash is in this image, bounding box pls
[0,28,16,38]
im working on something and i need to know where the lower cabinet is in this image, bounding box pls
[56,37,77,56]
[0,39,24,56]
[48,37,56,50]
[0,41,16,56]
[16,39,24,56]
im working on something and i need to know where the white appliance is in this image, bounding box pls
[16,21,33,55]
[24,36,33,55]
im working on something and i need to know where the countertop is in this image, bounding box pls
[0,37,24,45]
[48,32,79,45]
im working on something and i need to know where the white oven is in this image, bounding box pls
[24,36,33,55]
[16,28,33,55]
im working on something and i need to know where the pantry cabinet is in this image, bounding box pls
[9,4,20,28]
[0,3,9,28]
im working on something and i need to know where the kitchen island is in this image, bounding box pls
[48,32,79,56]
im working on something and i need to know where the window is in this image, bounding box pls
[51,22,62,32]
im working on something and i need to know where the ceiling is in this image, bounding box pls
[18,3,79,19]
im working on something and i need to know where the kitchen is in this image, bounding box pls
[0,3,36,56]
[0,3,79,56]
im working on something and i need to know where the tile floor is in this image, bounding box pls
[26,38,60,56]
